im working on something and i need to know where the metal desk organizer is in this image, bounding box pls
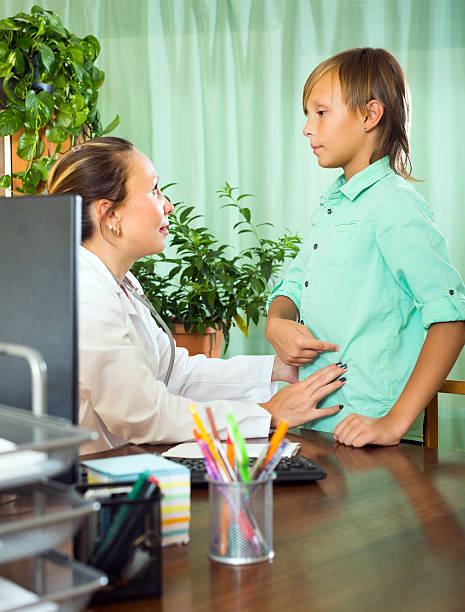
[0,342,107,611]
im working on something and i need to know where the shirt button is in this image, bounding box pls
[313,243,318,249]
[327,208,332,214]
[304,281,309,287]
[449,289,455,295]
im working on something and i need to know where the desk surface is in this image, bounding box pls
[85,430,465,612]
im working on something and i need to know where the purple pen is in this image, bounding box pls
[257,441,289,482]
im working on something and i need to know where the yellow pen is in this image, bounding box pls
[189,403,230,481]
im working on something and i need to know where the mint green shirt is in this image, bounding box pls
[268,157,465,439]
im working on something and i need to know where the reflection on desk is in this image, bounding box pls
[84,430,465,612]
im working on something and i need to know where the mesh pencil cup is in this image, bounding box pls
[207,475,275,565]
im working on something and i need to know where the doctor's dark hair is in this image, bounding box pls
[302,48,414,180]
[48,137,135,241]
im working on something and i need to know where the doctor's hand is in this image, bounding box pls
[271,355,299,384]
[259,363,347,428]
[265,318,339,367]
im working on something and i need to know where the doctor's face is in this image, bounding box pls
[118,150,173,260]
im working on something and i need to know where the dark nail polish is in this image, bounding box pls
[339,377,346,382]
[341,363,347,369]
[336,362,342,366]
[338,404,344,410]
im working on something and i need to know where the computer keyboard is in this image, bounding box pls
[168,455,327,485]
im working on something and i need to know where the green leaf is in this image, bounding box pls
[1,73,18,103]
[70,92,85,111]
[14,49,25,74]
[56,102,73,127]
[81,40,97,63]
[0,108,23,136]
[13,12,36,24]
[84,35,100,58]
[101,114,119,135]
[36,42,55,74]
[0,175,11,189]
[0,18,22,31]
[16,35,33,52]
[72,108,87,127]
[17,131,45,160]
[233,313,249,338]
[89,65,105,89]
[237,193,253,201]
[48,14,66,37]
[45,124,68,143]
[69,61,87,82]
[31,159,49,181]
[240,207,251,222]
[25,90,52,129]
[13,77,30,99]
[37,90,54,123]
[0,41,8,61]
[67,45,84,65]
[31,5,52,15]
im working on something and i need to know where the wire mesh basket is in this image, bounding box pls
[0,405,97,490]
[0,550,107,612]
[0,481,100,564]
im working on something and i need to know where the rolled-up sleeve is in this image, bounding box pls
[267,247,305,311]
[376,188,465,328]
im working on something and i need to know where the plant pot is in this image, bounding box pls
[172,324,223,358]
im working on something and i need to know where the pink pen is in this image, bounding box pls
[194,430,257,544]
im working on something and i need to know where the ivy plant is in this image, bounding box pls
[0,4,119,194]
[132,184,301,352]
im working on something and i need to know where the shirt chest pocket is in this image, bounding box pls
[325,222,373,266]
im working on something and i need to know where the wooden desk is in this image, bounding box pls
[86,430,465,612]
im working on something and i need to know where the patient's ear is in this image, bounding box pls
[363,99,384,132]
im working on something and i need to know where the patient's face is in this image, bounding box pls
[118,150,173,260]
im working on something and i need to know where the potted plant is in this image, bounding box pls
[0,4,118,195]
[131,183,301,356]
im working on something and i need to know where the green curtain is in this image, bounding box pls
[2,0,464,450]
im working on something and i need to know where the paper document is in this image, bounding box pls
[162,441,300,459]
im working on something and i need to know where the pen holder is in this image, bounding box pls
[74,481,162,603]
[208,476,275,565]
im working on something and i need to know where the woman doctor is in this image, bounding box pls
[48,137,346,454]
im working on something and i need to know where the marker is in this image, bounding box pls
[262,420,289,470]
[226,434,235,470]
[226,414,250,482]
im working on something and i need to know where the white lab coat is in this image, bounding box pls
[78,247,275,454]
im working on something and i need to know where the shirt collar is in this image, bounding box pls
[320,156,393,204]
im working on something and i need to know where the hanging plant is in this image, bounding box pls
[0,4,119,194]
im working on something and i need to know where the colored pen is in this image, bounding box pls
[206,406,220,440]
[206,406,236,481]
[257,441,289,482]
[189,403,230,481]
[262,419,289,470]
[226,434,235,470]
[92,470,150,565]
[226,414,251,482]
[194,429,221,480]
[249,443,270,480]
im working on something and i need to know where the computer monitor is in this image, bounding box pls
[0,194,80,425]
